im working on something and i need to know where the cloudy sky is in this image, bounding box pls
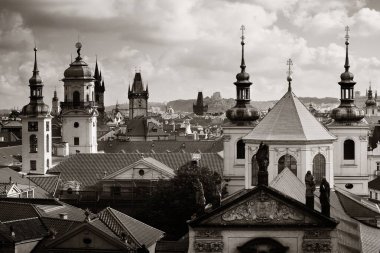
[1,0,380,109]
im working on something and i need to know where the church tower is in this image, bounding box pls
[223,26,260,195]
[365,83,377,116]
[328,26,368,195]
[21,47,52,175]
[60,42,98,154]
[128,72,149,119]
[51,89,59,116]
[193,91,208,115]
[94,59,105,121]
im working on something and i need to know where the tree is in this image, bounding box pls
[136,161,222,240]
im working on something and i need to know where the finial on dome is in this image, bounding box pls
[240,25,246,72]
[75,40,82,61]
[287,58,293,91]
[344,26,350,71]
[33,46,39,74]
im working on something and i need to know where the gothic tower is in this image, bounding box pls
[328,26,368,195]
[21,47,52,175]
[365,83,377,116]
[51,89,59,116]
[128,72,149,119]
[60,42,98,154]
[193,91,208,115]
[94,59,105,121]
[222,26,260,195]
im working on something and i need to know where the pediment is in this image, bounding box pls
[195,187,336,227]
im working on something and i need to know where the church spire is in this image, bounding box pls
[240,25,246,73]
[29,47,42,86]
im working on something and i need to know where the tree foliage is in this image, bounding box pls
[136,161,221,240]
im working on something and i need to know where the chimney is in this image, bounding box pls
[59,213,68,220]
[191,153,201,166]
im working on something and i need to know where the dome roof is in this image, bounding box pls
[63,60,93,79]
[331,105,365,122]
[21,102,50,117]
[226,105,260,122]
[340,71,354,82]
[236,71,250,82]
[365,98,376,106]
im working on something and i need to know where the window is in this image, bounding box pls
[30,160,36,171]
[47,159,49,168]
[46,121,50,131]
[28,122,38,131]
[30,135,38,153]
[344,139,355,160]
[46,134,49,152]
[73,91,80,107]
[74,122,79,128]
[236,139,245,159]
[278,154,297,176]
[313,154,326,185]
[74,137,79,146]
[111,186,121,196]
[377,162,380,171]
[370,191,373,199]
[86,94,89,102]
[376,192,378,200]
[251,155,259,186]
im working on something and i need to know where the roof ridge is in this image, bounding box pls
[289,92,307,140]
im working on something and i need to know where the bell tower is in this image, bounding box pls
[128,72,149,119]
[60,42,98,154]
[223,26,260,195]
[21,47,52,175]
[328,26,368,195]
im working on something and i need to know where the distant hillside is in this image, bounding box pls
[104,96,341,113]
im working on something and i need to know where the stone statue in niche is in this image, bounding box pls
[256,142,269,185]
[320,177,330,217]
[194,178,206,216]
[305,171,316,210]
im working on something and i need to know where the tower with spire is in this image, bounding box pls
[222,26,260,194]
[128,71,149,119]
[193,91,208,115]
[328,26,369,195]
[94,59,105,121]
[21,47,52,174]
[365,82,377,116]
[51,88,59,116]
[60,42,98,154]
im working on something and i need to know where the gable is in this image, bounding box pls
[196,188,335,227]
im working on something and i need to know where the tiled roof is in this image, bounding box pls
[243,91,336,142]
[99,207,164,247]
[1,218,47,242]
[41,217,81,235]
[0,167,51,198]
[36,201,88,222]
[28,174,60,195]
[98,139,223,153]
[368,177,380,191]
[360,223,380,253]
[156,239,189,253]
[0,201,39,222]
[50,153,223,187]
[0,145,22,167]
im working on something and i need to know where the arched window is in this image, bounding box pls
[30,135,37,153]
[313,153,326,184]
[344,139,355,160]
[278,154,297,176]
[236,139,245,159]
[73,91,80,107]
[251,155,259,186]
[86,94,89,102]
[46,134,49,153]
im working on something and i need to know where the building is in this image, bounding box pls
[327,29,369,195]
[365,84,377,116]
[193,91,208,116]
[20,47,52,175]
[222,26,260,194]
[128,72,149,119]
[51,89,60,117]
[60,42,98,154]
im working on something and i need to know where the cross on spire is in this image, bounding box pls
[286,58,293,91]
[345,25,350,42]
[240,25,245,42]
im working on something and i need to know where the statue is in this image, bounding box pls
[256,142,269,186]
[320,177,330,217]
[211,171,222,208]
[305,171,316,210]
[194,178,206,216]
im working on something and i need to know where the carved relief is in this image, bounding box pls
[310,147,328,159]
[222,135,231,142]
[359,135,367,141]
[302,240,332,253]
[304,230,330,239]
[195,230,221,238]
[274,147,301,162]
[221,190,304,223]
[194,241,224,252]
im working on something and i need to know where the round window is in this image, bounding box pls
[74,122,79,128]
[345,183,354,189]
[83,237,92,244]
[139,169,145,176]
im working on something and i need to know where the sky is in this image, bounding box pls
[1,0,380,109]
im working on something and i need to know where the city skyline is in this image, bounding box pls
[2,0,380,109]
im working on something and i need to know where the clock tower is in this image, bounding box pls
[128,72,149,119]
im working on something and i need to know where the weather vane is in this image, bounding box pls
[345,26,350,42]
